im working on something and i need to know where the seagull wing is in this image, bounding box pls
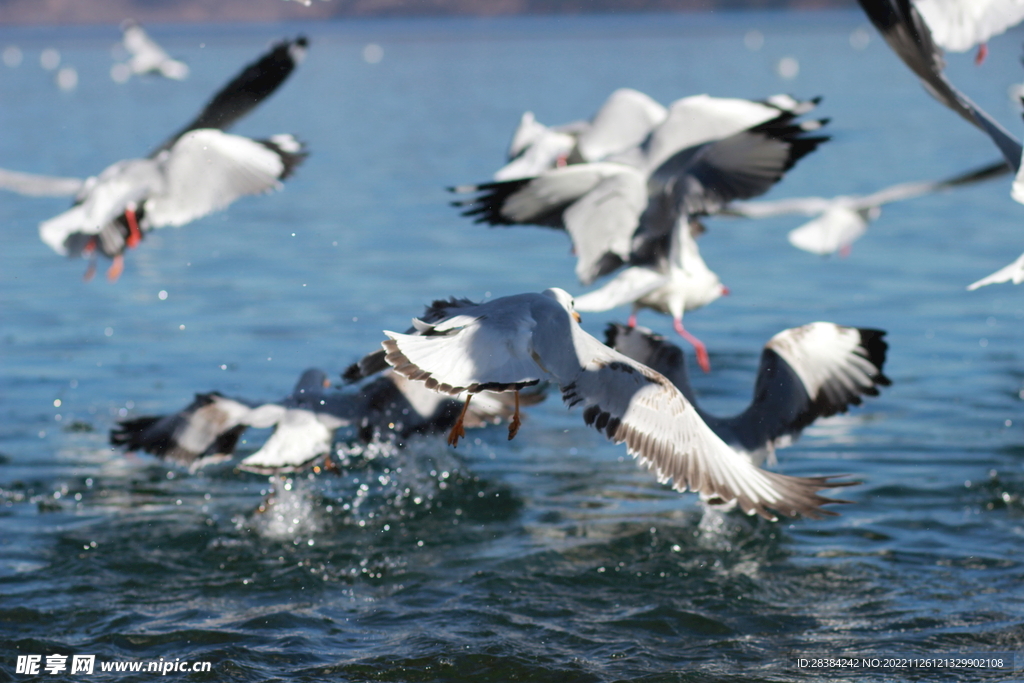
[574,266,667,312]
[382,293,551,395]
[237,408,337,473]
[560,325,854,520]
[967,250,1024,289]
[562,168,647,284]
[145,130,304,228]
[0,167,83,197]
[728,324,891,455]
[858,0,1023,170]
[151,36,307,154]
[110,393,257,470]
[576,88,668,162]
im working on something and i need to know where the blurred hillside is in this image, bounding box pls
[1,0,854,25]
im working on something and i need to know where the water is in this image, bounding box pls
[2,10,1024,682]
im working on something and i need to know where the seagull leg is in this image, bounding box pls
[82,237,98,281]
[839,244,852,259]
[447,394,472,447]
[674,317,710,373]
[627,312,638,328]
[124,206,142,248]
[508,390,521,441]
[106,254,125,282]
[975,43,988,66]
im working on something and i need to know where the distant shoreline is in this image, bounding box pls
[0,0,856,27]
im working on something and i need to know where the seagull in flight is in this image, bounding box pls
[380,287,855,520]
[0,36,308,281]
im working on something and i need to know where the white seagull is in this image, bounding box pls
[380,288,855,520]
[726,160,1009,256]
[604,322,890,469]
[574,223,729,373]
[115,19,189,81]
[0,36,308,281]
[454,106,828,286]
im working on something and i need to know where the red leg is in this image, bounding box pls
[447,394,472,447]
[124,207,142,248]
[507,390,521,440]
[975,43,988,66]
[106,254,124,282]
[674,317,710,373]
[839,244,852,259]
[627,312,638,328]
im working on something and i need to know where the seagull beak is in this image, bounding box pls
[322,378,331,388]
[572,311,582,323]
[721,286,731,296]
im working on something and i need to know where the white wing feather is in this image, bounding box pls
[145,129,287,227]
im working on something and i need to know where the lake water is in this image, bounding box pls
[2,9,1024,682]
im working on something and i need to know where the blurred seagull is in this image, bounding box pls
[495,88,668,180]
[454,107,828,286]
[0,36,308,281]
[726,159,1009,256]
[111,367,541,474]
[605,322,890,469]
[115,19,189,81]
[381,287,855,520]
[574,224,728,373]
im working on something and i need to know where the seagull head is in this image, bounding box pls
[542,287,582,322]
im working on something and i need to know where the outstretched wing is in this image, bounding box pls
[237,409,336,473]
[562,327,854,520]
[152,36,308,154]
[145,130,305,228]
[0,167,83,197]
[110,392,259,470]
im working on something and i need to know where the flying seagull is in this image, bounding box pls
[114,19,189,81]
[380,287,855,520]
[726,160,1009,256]
[0,36,308,281]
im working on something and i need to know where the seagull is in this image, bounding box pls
[115,19,189,81]
[604,322,890,468]
[574,223,728,373]
[726,160,1009,256]
[110,368,541,474]
[0,36,308,281]
[380,287,855,520]
[454,107,828,286]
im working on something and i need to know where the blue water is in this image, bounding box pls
[2,10,1024,682]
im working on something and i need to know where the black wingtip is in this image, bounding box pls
[857,328,892,387]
